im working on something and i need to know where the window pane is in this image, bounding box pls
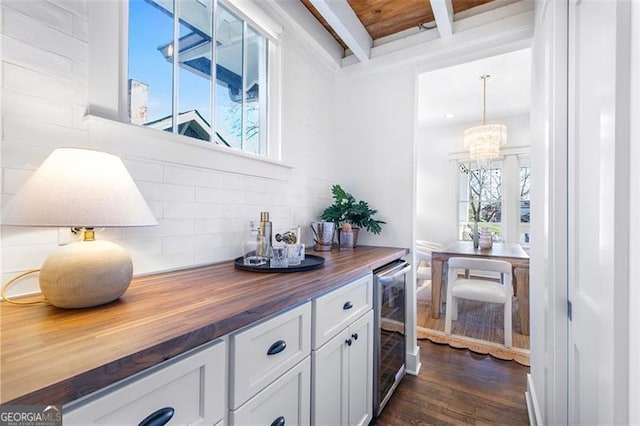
[520,165,531,243]
[128,0,174,128]
[215,5,243,149]
[459,161,503,239]
[244,25,265,154]
[177,0,213,142]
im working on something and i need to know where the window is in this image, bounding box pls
[457,156,532,244]
[519,160,531,244]
[128,0,268,155]
[458,161,503,240]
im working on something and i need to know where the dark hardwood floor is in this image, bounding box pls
[374,340,530,425]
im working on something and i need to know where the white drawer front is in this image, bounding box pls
[64,339,226,425]
[312,274,372,349]
[230,302,311,409]
[230,357,310,426]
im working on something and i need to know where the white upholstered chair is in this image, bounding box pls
[444,257,513,347]
[415,240,442,288]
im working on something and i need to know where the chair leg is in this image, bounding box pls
[451,297,458,321]
[504,298,512,348]
[444,296,454,335]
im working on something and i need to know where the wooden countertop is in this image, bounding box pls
[0,246,407,405]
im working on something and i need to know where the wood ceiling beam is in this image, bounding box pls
[308,0,372,62]
[430,0,454,37]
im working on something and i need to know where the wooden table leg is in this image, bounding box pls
[515,267,530,335]
[431,259,443,319]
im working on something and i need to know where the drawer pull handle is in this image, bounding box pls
[343,301,353,310]
[352,333,358,341]
[267,340,287,356]
[346,338,352,346]
[271,416,286,426]
[138,407,175,426]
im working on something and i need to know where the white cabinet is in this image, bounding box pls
[229,302,311,409]
[311,274,373,426]
[230,357,310,426]
[64,339,226,426]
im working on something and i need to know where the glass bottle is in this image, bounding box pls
[242,221,268,266]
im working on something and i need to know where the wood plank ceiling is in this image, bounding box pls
[301,0,496,51]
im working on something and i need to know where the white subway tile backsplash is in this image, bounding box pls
[3,89,74,127]
[2,115,87,148]
[195,187,244,204]
[1,271,40,298]
[2,7,88,63]
[123,219,195,240]
[162,235,196,256]
[1,35,74,81]
[2,168,33,194]
[119,238,162,258]
[72,15,88,41]
[1,226,59,247]
[136,181,195,202]
[132,252,196,276]
[1,142,54,170]
[2,243,56,272]
[194,218,226,234]
[3,62,75,103]
[164,202,221,219]
[124,159,164,182]
[46,0,87,19]
[2,0,73,34]
[163,166,221,188]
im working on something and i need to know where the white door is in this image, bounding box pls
[311,328,349,426]
[567,0,631,423]
[347,310,373,426]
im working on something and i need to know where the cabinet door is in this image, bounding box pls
[311,328,350,426]
[347,310,373,426]
[230,357,310,426]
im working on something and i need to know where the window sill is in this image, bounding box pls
[84,115,293,180]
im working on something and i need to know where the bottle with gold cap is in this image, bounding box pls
[258,211,272,257]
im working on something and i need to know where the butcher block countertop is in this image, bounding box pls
[0,246,408,406]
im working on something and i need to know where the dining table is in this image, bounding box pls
[430,241,531,335]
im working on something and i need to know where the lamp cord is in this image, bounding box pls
[1,269,47,305]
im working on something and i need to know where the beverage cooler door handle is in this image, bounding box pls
[378,264,412,283]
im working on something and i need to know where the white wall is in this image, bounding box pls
[0,0,339,296]
[415,113,530,246]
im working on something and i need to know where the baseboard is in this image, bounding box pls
[526,373,542,426]
[405,346,421,375]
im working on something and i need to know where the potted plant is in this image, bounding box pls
[320,184,385,247]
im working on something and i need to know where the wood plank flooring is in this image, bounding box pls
[373,340,530,425]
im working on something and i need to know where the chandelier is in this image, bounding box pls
[463,75,507,160]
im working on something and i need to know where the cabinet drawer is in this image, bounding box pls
[230,357,310,426]
[64,339,226,425]
[229,302,311,409]
[312,274,372,349]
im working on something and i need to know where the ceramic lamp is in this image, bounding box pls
[2,148,157,308]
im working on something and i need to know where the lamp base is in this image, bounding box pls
[40,239,133,309]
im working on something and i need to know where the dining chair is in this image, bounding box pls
[444,256,513,347]
[415,240,442,289]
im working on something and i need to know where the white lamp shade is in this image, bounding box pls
[2,148,157,227]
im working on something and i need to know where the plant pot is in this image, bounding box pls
[351,227,360,248]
